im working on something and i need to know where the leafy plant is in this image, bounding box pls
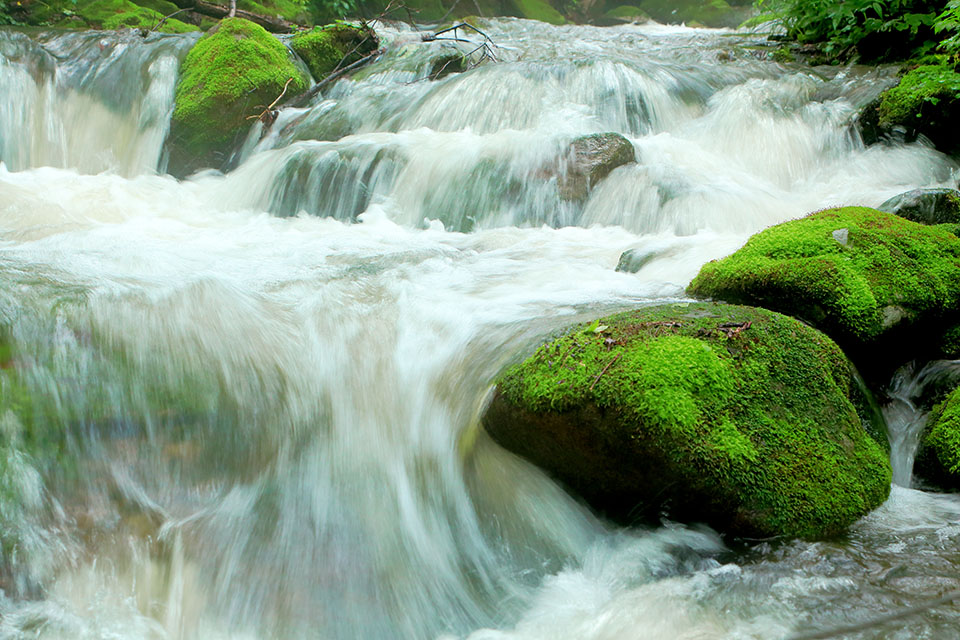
[755,0,946,61]
[935,0,960,56]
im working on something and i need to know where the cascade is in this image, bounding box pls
[2,18,960,640]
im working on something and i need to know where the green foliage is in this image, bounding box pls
[0,0,20,25]
[754,0,943,61]
[492,303,890,539]
[935,0,960,56]
[688,206,960,347]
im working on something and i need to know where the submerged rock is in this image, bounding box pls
[878,188,960,226]
[558,133,635,202]
[859,65,960,156]
[687,206,960,380]
[167,18,309,176]
[289,23,379,81]
[483,302,890,540]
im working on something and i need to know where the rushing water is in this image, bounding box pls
[2,18,960,640]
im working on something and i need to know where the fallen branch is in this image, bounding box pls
[150,7,191,32]
[166,0,295,32]
[289,49,383,107]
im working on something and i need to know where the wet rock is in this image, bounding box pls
[687,206,960,384]
[878,188,960,226]
[858,65,960,156]
[558,133,635,202]
[483,302,891,540]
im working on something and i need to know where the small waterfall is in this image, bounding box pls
[883,360,960,487]
[0,29,195,176]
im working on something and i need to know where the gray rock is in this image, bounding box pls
[878,188,960,225]
[558,133,636,202]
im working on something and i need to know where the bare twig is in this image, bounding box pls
[589,353,622,391]
[289,49,384,107]
[150,7,191,32]
[247,76,295,124]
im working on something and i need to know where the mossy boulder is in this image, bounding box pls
[558,133,635,202]
[77,0,197,31]
[860,65,960,155]
[687,207,960,379]
[167,18,309,176]
[290,23,379,81]
[484,302,891,540]
[916,386,960,489]
[878,188,960,226]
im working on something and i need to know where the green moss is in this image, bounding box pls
[878,65,960,126]
[78,0,197,32]
[169,18,309,171]
[508,0,565,24]
[917,386,960,488]
[290,23,378,80]
[489,303,891,540]
[687,207,960,347]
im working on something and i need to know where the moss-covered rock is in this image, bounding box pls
[77,0,197,31]
[916,386,960,489]
[558,132,635,202]
[860,65,960,155]
[483,302,891,540]
[167,18,309,176]
[878,188,960,226]
[290,23,378,81]
[687,207,960,378]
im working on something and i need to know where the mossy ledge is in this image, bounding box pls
[687,206,960,381]
[483,302,891,540]
[167,18,309,176]
[290,23,378,81]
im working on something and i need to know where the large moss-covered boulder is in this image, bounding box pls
[916,386,960,490]
[859,65,960,155]
[167,18,309,176]
[558,133,635,202]
[483,302,891,540]
[290,23,378,81]
[687,207,960,377]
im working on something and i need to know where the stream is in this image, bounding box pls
[2,18,960,640]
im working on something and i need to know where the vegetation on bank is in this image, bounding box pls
[484,302,891,540]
